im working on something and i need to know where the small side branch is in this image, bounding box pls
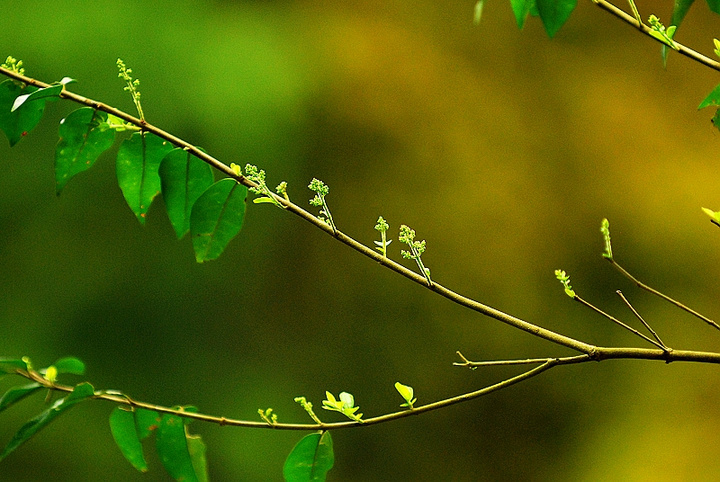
[616,290,669,350]
[609,260,720,332]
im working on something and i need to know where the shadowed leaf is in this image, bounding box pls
[0,80,44,146]
[0,383,42,414]
[55,108,115,194]
[159,148,215,239]
[0,382,95,461]
[117,131,174,224]
[156,413,199,482]
[110,407,148,473]
[190,178,248,262]
[283,431,334,482]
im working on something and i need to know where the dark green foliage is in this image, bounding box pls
[283,432,334,482]
[0,382,95,461]
[159,147,215,238]
[190,178,248,262]
[0,80,44,146]
[156,413,207,482]
[535,0,576,38]
[55,107,116,194]
[116,131,175,224]
[109,407,149,472]
[0,358,28,374]
[0,384,42,413]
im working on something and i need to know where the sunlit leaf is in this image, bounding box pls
[55,108,116,194]
[0,80,44,146]
[109,407,148,473]
[159,147,214,239]
[0,382,95,461]
[283,431,334,482]
[116,131,174,224]
[190,178,248,262]
[156,413,199,482]
[0,383,42,414]
[535,0,576,38]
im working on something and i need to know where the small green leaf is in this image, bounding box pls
[55,108,116,194]
[283,432,334,482]
[698,84,720,110]
[0,383,42,414]
[109,407,148,473]
[159,147,214,239]
[0,382,95,461]
[52,356,85,376]
[0,80,45,146]
[190,178,248,262]
[156,413,199,482]
[0,358,28,374]
[116,131,174,224]
[135,408,161,440]
[535,0,576,38]
[510,0,533,28]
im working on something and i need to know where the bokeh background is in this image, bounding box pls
[3,0,720,480]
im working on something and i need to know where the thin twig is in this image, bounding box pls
[609,260,720,332]
[616,290,669,350]
[573,295,668,350]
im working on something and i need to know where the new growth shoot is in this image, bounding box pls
[374,216,392,257]
[244,164,286,208]
[322,391,364,423]
[308,178,336,233]
[1,56,24,75]
[116,59,144,121]
[399,225,431,286]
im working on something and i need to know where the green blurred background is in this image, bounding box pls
[3,0,720,480]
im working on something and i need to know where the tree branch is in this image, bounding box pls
[591,0,720,72]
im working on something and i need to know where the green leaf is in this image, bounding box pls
[0,382,95,461]
[707,0,720,14]
[190,178,248,262]
[187,434,209,482]
[52,356,85,375]
[535,0,577,38]
[283,431,334,482]
[0,358,28,374]
[159,148,215,239]
[156,413,199,482]
[109,407,148,473]
[55,108,116,194]
[116,131,174,224]
[11,83,65,112]
[135,408,160,440]
[0,80,45,146]
[0,383,42,414]
[698,84,720,109]
[510,0,533,28]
